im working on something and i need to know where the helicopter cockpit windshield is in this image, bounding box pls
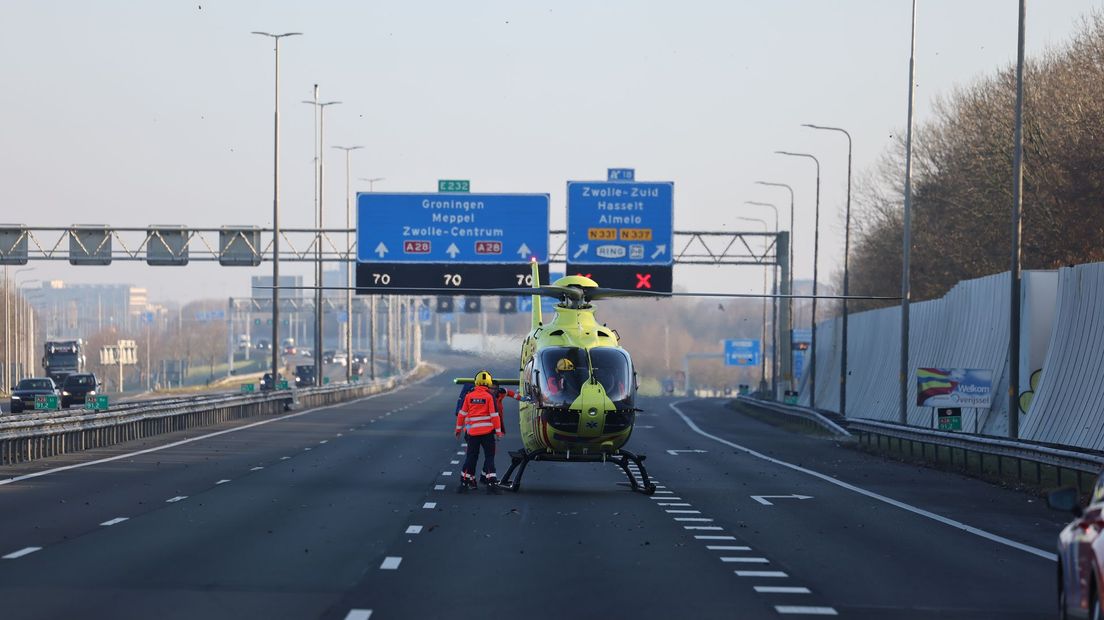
[535,346,634,409]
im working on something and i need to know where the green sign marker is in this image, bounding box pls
[240,383,256,393]
[35,394,59,410]
[84,394,109,411]
[438,179,470,193]
[276,380,290,390]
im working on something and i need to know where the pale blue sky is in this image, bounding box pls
[1,0,1098,301]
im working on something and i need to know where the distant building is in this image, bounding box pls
[25,280,150,338]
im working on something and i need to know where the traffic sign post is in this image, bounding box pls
[567,177,673,292]
[356,192,550,294]
[724,339,761,367]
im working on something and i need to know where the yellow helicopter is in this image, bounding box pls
[456,259,657,495]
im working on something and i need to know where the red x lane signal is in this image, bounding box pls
[635,273,652,289]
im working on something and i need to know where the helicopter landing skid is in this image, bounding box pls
[499,448,657,495]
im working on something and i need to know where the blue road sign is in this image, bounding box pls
[357,193,549,264]
[724,339,761,367]
[566,181,673,266]
[140,311,154,324]
[607,168,635,181]
[517,296,533,313]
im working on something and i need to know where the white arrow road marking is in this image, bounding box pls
[446,243,460,258]
[517,243,531,258]
[751,494,813,506]
[573,243,589,258]
[666,449,707,456]
[651,244,667,259]
[374,242,388,258]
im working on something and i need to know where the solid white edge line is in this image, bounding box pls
[775,606,838,615]
[670,400,1058,562]
[0,369,441,488]
[380,556,402,570]
[344,610,373,620]
[2,546,42,559]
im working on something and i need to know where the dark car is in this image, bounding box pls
[10,377,60,414]
[60,373,99,408]
[260,372,286,391]
[1049,474,1104,619]
[295,365,316,387]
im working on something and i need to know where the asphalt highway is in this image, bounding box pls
[0,365,1066,619]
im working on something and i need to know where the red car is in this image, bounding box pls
[1050,474,1104,619]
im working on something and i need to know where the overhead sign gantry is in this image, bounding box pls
[355,191,550,294]
[566,169,673,292]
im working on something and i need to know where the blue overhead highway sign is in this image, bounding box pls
[567,181,673,266]
[357,192,549,264]
[724,338,760,367]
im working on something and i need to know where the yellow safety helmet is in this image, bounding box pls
[474,371,494,387]
[556,358,575,373]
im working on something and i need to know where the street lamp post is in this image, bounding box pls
[900,0,918,426]
[744,201,780,398]
[333,145,364,383]
[17,280,40,379]
[774,151,821,410]
[303,93,341,384]
[754,181,795,392]
[359,177,383,380]
[358,177,385,192]
[735,215,772,394]
[802,123,853,419]
[252,30,301,388]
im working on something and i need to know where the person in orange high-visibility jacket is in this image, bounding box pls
[456,371,504,493]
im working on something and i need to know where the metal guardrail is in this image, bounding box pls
[0,370,423,466]
[847,419,1104,475]
[736,395,1104,491]
[735,395,851,437]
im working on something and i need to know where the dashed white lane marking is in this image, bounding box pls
[216,479,231,485]
[319,440,328,444]
[423,502,437,509]
[665,509,701,514]
[166,496,187,503]
[654,490,673,494]
[433,485,446,491]
[2,547,42,559]
[695,535,737,541]
[344,609,373,620]
[305,447,313,450]
[380,556,402,570]
[775,606,838,616]
[671,400,1058,562]
[456,451,465,455]
[406,525,423,534]
[250,466,264,471]
[100,517,129,526]
[441,471,453,476]
[756,586,811,594]
[684,525,723,531]
[707,545,752,551]
[450,460,460,465]
[657,503,692,507]
[721,557,770,563]
[736,570,789,578]
[336,433,344,437]
[651,496,681,501]
[0,375,438,488]
[674,517,714,522]
[280,456,291,460]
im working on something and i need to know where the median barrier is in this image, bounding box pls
[0,366,428,466]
